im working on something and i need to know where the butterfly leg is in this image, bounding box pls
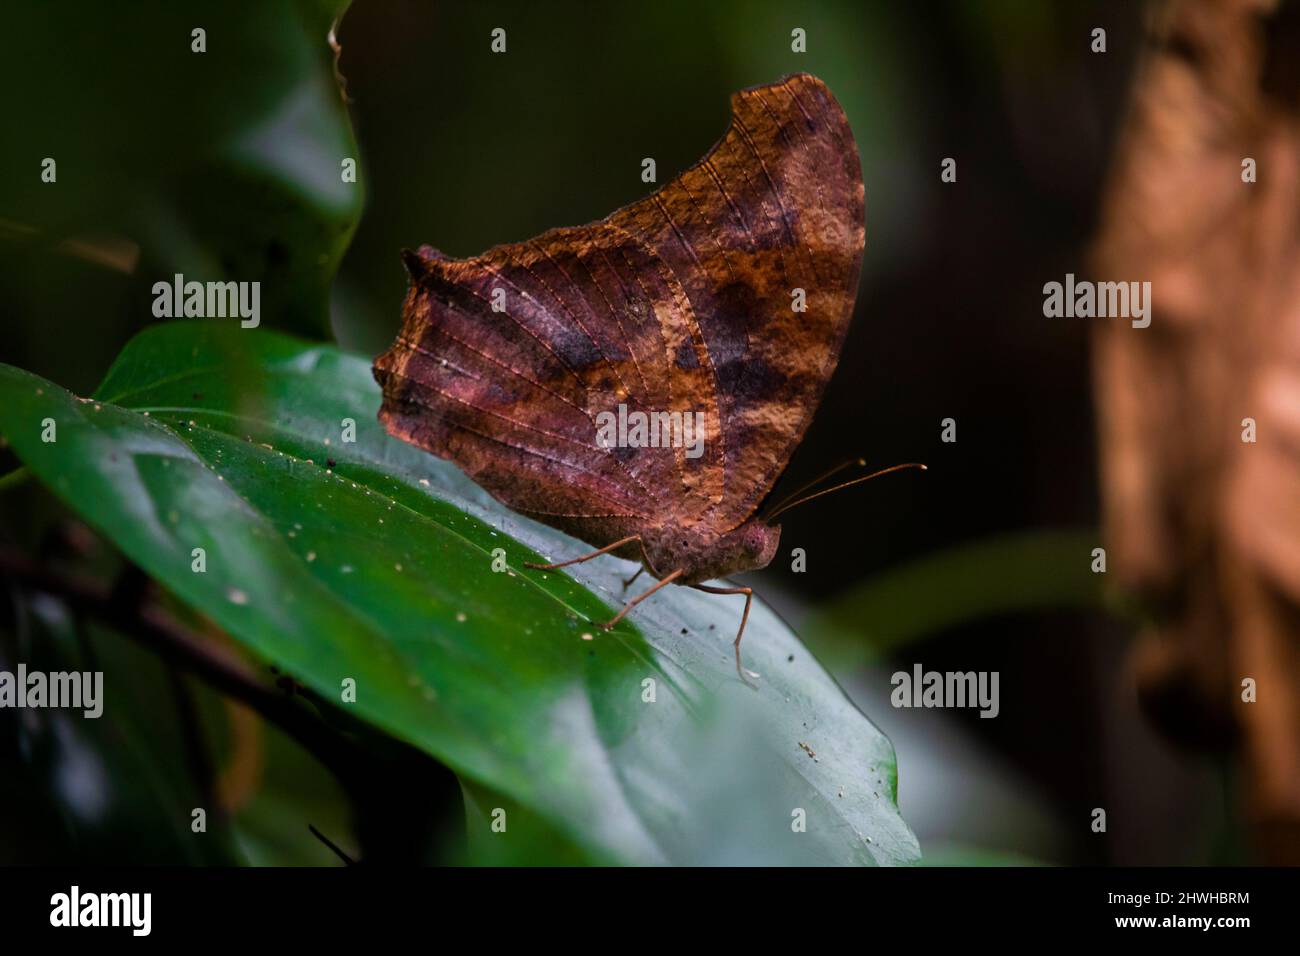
[692,584,757,688]
[525,534,641,571]
[600,569,684,630]
[621,567,645,590]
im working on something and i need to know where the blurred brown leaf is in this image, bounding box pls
[1092,0,1300,862]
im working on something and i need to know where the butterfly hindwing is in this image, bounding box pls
[373,226,726,546]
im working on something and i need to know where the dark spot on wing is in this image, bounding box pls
[719,352,786,404]
[674,338,700,370]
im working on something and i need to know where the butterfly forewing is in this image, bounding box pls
[609,73,865,531]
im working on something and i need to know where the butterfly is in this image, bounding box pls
[373,73,922,685]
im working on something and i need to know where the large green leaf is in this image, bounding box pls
[0,321,918,865]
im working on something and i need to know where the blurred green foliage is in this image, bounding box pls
[1,0,360,396]
[804,529,1108,670]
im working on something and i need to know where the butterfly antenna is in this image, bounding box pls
[766,462,927,520]
[763,457,867,518]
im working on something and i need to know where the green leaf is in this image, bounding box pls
[0,321,918,865]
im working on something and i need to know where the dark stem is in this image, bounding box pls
[168,668,225,825]
[308,823,357,866]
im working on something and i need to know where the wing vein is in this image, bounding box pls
[389,331,660,504]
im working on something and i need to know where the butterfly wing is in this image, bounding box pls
[610,72,865,531]
[374,73,863,545]
[373,224,726,549]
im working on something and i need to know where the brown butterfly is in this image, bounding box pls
[374,73,922,684]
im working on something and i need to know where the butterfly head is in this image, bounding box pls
[737,519,782,571]
[645,518,781,586]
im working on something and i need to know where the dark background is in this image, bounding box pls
[1,1,1236,865]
